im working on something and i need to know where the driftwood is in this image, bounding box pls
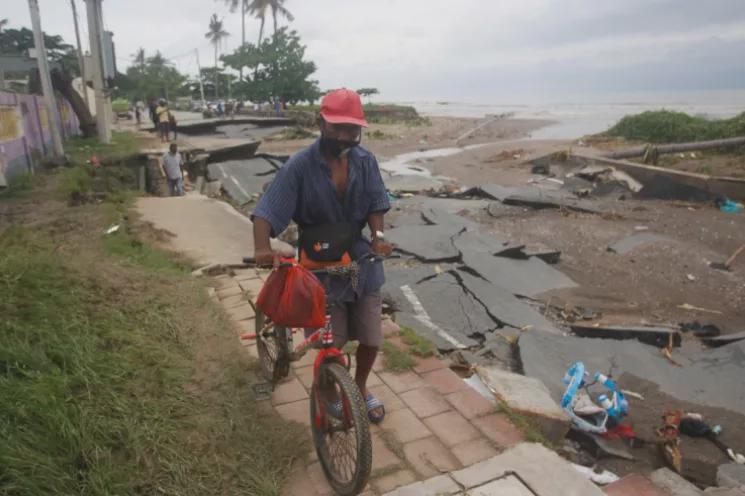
[607,136,745,160]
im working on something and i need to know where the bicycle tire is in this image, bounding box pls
[310,362,372,496]
[254,310,290,385]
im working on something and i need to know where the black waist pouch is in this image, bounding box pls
[298,222,359,265]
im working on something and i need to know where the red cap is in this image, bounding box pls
[320,88,368,127]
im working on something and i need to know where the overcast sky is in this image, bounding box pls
[5,0,745,102]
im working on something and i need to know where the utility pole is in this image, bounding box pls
[194,49,206,108]
[239,0,245,83]
[70,0,90,111]
[28,0,65,158]
[84,0,111,143]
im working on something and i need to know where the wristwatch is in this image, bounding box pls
[373,230,385,241]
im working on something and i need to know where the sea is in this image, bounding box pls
[405,90,745,140]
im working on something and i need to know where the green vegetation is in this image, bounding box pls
[381,340,416,373]
[0,171,41,198]
[64,131,141,166]
[400,326,435,358]
[496,402,551,447]
[367,129,395,140]
[605,110,745,143]
[0,164,305,495]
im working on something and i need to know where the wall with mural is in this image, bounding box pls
[0,90,80,181]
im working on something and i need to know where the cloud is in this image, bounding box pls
[3,0,744,100]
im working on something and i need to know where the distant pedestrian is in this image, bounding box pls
[169,112,178,141]
[148,99,158,126]
[161,143,184,196]
[135,105,142,125]
[155,100,171,143]
[273,97,281,116]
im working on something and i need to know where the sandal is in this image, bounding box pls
[365,394,386,424]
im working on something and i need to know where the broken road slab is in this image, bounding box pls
[421,207,476,228]
[387,224,463,262]
[385,174,444,194]
[607,232,674,255]
[460,250,577,298]
[207,157,278,204]
[477,366,570,444]
[518,331,745,415]
[570,323,681,348]
[703,331,745,348]
[456,269,561,333]
[502,191,604,214]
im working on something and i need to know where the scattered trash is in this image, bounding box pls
[104,224,120,235]
[621,389,644,401]
[657,410,683,474]
[710,242,745,271]
[717,198,744,213]
[686,273,696,281]
[678,415,745,464]
[661,334,681,366]
[571,464,620,486]
[677,303,723,315]
[561,362,628,434]
[634,225,649,231]
[679,321,721,338]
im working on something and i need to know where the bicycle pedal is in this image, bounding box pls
[250,382,273,401]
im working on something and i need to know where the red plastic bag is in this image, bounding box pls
[256,260,327,328]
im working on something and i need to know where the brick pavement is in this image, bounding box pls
[208,266,534,495]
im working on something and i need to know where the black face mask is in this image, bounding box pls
[320,135,361,158]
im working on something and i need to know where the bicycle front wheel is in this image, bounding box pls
[310,362,372,496]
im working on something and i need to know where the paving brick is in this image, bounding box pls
[271,376,308,406]
[275,398,311,427]
[350,368,383,388]
[378,371,426,394]
[292,349,317,369]
[217,285,242,298]
[400,387,451,419]
[368,383,406,412]
[231,268,260,280]
[470,475,534,495]
[372,433,402,471]
[373,469,417,494]
[446,387,495,420]
[239,278,264,295]
[471,413,525,448]
[281,461,320,496]
[381,408,432,444]
[234,319,255,334]
[451,437,499,466]
[604,474,667,496]
[402,436,460,478]
[372,352,385,372]
[220,293,248,309]
[226,303,256,321]
[214,274,237,289]
[423,410,480,448]
[384,475,461,496]
[306,461,334,496]
[296,365,314,390]
[382,318,400,337]
[413,355,450,374]
[421,368,468,395]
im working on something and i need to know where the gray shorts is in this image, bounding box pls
[306,290,383,348]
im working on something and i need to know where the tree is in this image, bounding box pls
[0,25,78,73]
[222,27,320,105]
[205,14,229,99]
[117,51,187,102]
[0,18,8,32]
[357,87,379,104]
[268,0,293,34]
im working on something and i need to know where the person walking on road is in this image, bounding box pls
[251,88,393,424]
[155,100,171,142]
[161,143,185,196]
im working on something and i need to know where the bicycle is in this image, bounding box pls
[243,253,380,496]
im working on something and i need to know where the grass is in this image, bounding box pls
[0,171,305,495]
[399,326,435,358]
[0,171,42,199]
[64,131,141,166]
[605,110,745,143]
[381,340,416,373]
[496,402,552,448]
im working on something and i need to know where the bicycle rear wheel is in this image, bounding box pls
[255,310,290,385]
[310,362,372,496]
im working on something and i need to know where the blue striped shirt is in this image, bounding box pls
[252,139,390,296]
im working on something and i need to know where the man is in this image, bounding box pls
[252,88,392,424]
[155,100,171,143]
[161,143,184,196]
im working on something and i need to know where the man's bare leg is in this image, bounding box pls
[355,344,383,417]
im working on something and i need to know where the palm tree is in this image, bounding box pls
[223,0,248,82]
[268,0,293,35]
[205,14,229,98]
[0,18,8,32]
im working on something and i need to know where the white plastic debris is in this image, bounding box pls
[105,224,120,235]
[571,464,620,485]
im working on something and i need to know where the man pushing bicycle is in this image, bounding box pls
[252,88,393,425]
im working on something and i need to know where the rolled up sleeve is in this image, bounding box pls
[251,163,298,237]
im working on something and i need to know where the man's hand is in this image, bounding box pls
[371,238,393,257]
[254,248,279,268]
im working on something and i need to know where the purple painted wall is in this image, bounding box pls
[0,90,80,180]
